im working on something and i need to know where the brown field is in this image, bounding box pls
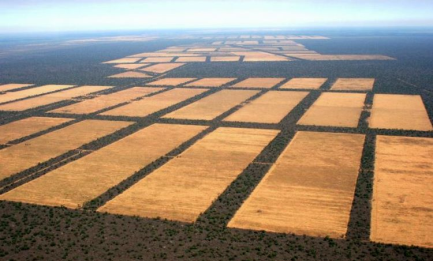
[184,78,237,87]
[232,52,289,62]
[330,78,375,91]
[101,88,207,117]
[163,90,258,120]
[108,71,151,78]
[228,131,365,238]
[113,64,148,70]
[0,124,206,208]
[280,78,327,90]
[369,94,433,131]
[49,87,163,114]
[140,63,185,73]
[176,57,207,62]
[0,117,72,145]
[0,86,112,111]
[146,78,196,86]
[0,84,33,92]
[231,78,285,89]
[129,52,199,57]
[297,93,366,127]
[103,58,141,64]
[0,120,131,181]
[141,57,174,63]
[0,85,74,104]
[371,135,433,248]
[187,48,216,52]
[223,91,308,124]
[98,127,279,222]
[210,56,240,62]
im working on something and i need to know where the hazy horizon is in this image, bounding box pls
[1,0,433,33]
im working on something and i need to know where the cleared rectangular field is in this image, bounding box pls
[98,127,279,222]
[297,93,366,127]
[0,117,72,145]
[0,120,131,181]
[228,131,365,238]
[0,84,33,92]
[280,78,327,90]
[103,58,141,64]
[231,78,285,89]
[176,57,207,62]
[0,85,74,104]
[163,90,258,120]
[369,94,432,131]
[141,57,174,63]
[371,136,433,248]
[0,86,112,111]
[232,52,289,62]
[224,91,308,124]
[210,56,240,62]
[140,63,185,73]
[108,72,151,78]
[130,52,199,57]
[330,78,375,91]
[185,78,237,87]
[113,64,148,70]
[147,78,196,86]
[49,87,163,114]
[101,88,207,117]
[0,124,206,208]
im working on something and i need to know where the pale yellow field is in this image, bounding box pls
[280,78,327,90]
[210,56,240,62]
[0,124,206,208]
[113,64,148,70]
[98,127,279,222]
[140,63,185,73]
[369,94,433,131]
[0,84,33,92]
[297,93,366,127]
[224,91,308,123]
[0,117,72,145]
[330,78,375,91]
[228,131,365,238]
[141,57,174,63]
[108,71,151,78]
[101,88,207,117]
[176,57,207,62]
[188,48,216,52]
[130,52,199,57]
[147,78,196,86]
[0,120,131,181]
[231,78,285,89]
[185,78,237,87]
[103,58,141,64]
[163,89,258,120]
[0,86,112,111]
[232,52,289,62]
[0,85,74,104]
[49,87,163,114]
[371,136,433,248]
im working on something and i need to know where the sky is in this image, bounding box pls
[1,0,433,33]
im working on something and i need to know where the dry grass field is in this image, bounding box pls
[163,90,258,120]
[108,71,151,78]
[369,94,433,131]
[0,84,74,104]
[297,93,366,127]
[139,63,185,73]
[101,88,207,117]
[146,78,196,86]
[232,52,289,62]
[0,117,71,145]
[98,127,279,222]
[231,78,285,88]
[0,83,33,92]
[141,57,174,63]
[210,56,240,62]
[49,87,163,114]
[279,78,327,90]
[0,124,206,208]
[371,136,433,248]
[0,86,112,111]
[223,91,308,123]
[113,64,148,70]
[228,131,365,238]
[129,52,199,57]
[0,120,131,181]
[330,78,375,91]
[176,57,207,62]
[184,78,237,87]
[103,58,141,64]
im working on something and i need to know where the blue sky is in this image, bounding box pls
[1,0,432,33]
